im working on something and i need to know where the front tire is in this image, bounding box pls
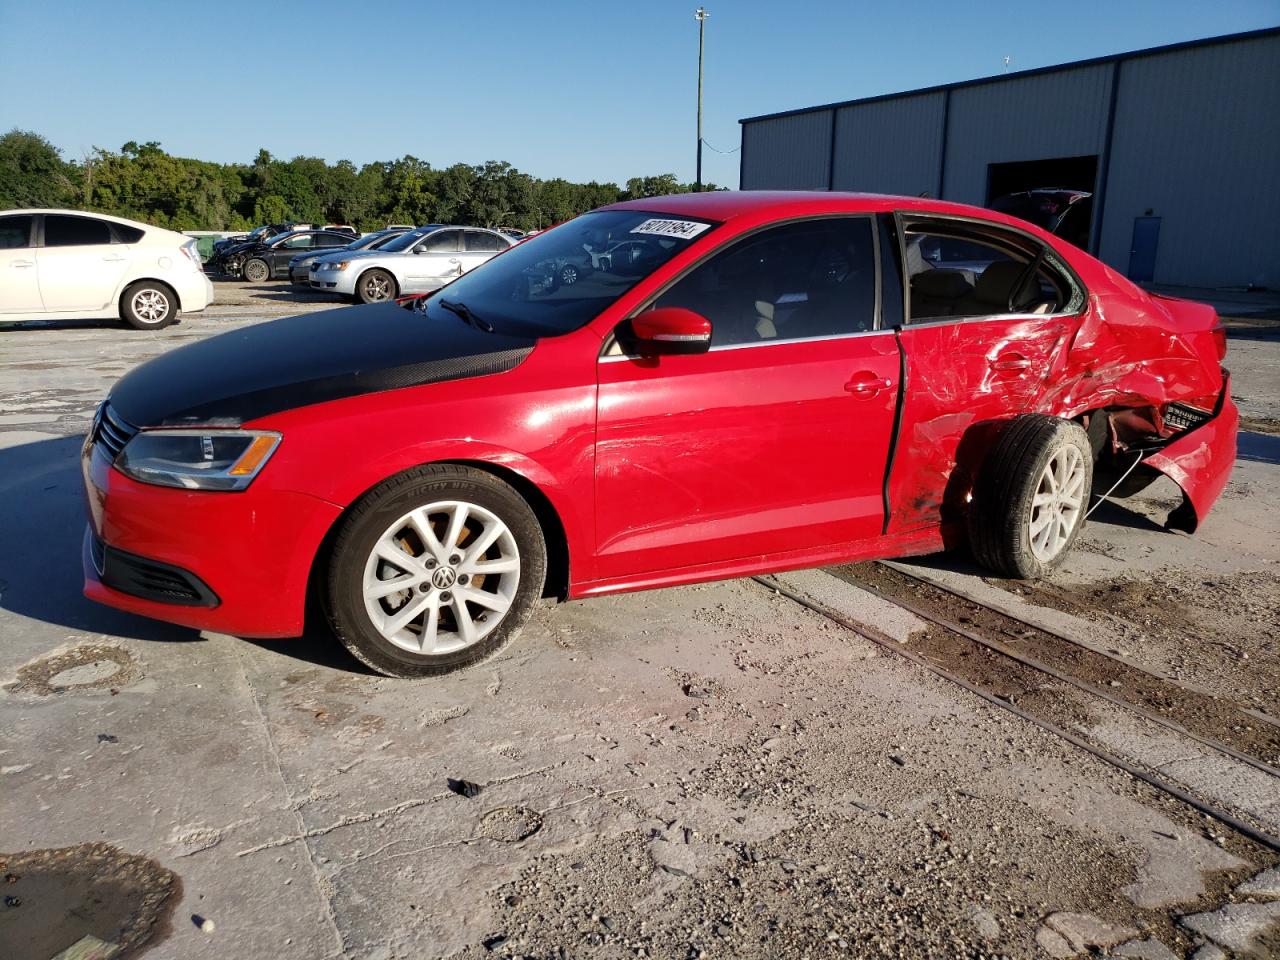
[968,415,1092,579]
[120,281,177,329]
[356,268,397,303]
[324,465,547,678]
[242,258,270,283]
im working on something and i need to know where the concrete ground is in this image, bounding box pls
[1,280,1278,959]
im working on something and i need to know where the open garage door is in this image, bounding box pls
[986,155,1098,251]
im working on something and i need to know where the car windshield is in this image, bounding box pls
[419,210,718,337]
[380,227,439,253]
[348,232,392,251]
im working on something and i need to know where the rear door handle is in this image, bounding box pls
[844,372,892,397]
[990,353,1032,372]
[102,255,127,262]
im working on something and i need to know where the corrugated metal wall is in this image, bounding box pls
[830,93,946,195]
[739,30,1280,288]
[940,64,1113,204]
[739,111,833,190]
[1099,33,1280,288]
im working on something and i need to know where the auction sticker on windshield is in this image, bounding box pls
[630,219,712,240]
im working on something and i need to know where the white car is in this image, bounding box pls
[307,225,514,303]
[0,209,214,329]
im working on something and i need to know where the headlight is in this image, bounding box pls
[115,430,281,491]
[324,261,350,271]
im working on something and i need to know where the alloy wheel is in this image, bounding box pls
[363,273,392,300]
[362,500,520,655]
[1028,445,1085,561]
[131,289,170,324]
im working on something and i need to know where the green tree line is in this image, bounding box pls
[0,130,718,233]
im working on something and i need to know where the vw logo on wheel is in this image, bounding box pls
[431,567,458,590]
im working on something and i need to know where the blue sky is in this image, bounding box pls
[2,0,1276,187]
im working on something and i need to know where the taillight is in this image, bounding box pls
[1210,318,1227,361]
[180,240,204,270]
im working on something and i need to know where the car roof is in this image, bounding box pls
[599,191,1050,232]
[0,208,170,232]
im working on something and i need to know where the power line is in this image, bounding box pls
[699,137,740,155]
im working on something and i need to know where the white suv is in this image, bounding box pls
[0,209,214,329]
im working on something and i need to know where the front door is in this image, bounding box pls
[885,215,1080,534]
[0,214,41,313]
[594,216,900,580]
[404,229,463,292]
[36,214,133,311]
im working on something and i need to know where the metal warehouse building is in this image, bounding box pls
[738,27,1280,289]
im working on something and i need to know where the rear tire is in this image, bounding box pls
[242,258,270,283]
[120,281,177,329]
[357,268,397,303]
[968,415,1092,579]
[324,465,547,678]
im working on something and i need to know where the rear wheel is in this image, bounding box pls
[324,465,547,678]
[120,281,177,329]
[242,258,270,283]
[357,268,397,303]
[968,415,1092,579]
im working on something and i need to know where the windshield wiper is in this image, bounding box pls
[438,299,494,333]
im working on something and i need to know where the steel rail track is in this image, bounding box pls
[838,566,1280,780]
[880,560,1280,733]
[754,574,1280,855]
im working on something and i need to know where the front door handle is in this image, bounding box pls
[990,353,1032,372]
[844,372,892,398]
[10,260,34,268]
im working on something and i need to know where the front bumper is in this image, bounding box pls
[81,440,343,637]
[310,267,358,295]
[1144,374,1239,533]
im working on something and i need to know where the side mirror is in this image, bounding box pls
[625,307,712,356]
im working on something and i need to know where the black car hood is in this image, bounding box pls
[108,303,535,426]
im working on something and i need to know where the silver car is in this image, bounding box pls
[308,225,513,303]
[287,228,412,287]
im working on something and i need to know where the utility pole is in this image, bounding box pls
[695,7,709,190]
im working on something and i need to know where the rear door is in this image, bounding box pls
[460,230,508,275]
[593,215,900,579]
[403,228,462,291]
[36,214,133,311]
[885,214,1083,534]
[0,214,41,313]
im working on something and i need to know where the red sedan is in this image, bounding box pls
[82,192,1236,677]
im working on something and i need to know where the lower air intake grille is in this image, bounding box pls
[96,536,219,607]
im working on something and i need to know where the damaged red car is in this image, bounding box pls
[82,192,1236,677]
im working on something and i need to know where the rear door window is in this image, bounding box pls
[0,215,33,249]
[44,215,113,247]
[900,218,1079,323]
[464,230,505,252]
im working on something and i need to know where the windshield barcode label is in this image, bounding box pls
[630,219,712,240]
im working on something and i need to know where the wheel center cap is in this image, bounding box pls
[432,567,457,590]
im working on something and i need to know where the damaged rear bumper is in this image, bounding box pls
[1142,373,1238,533]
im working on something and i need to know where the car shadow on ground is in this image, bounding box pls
[1239,431,1280,465]
[0,318,123,333]
[240,285,343,305]
[0,434,368,672]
